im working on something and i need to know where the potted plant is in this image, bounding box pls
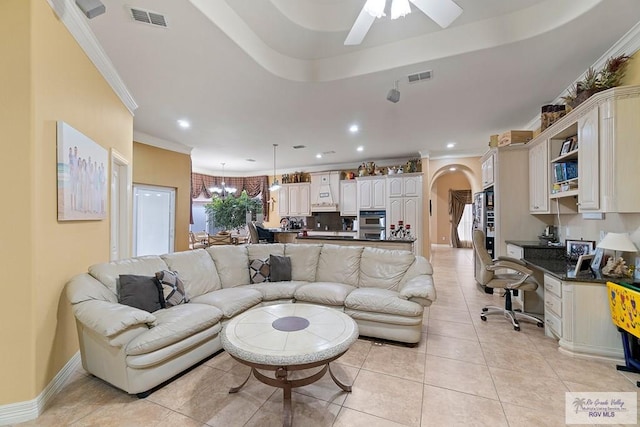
[205,190,262,233]
[562,54,631,109]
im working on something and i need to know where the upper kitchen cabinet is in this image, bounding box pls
[481,152,495,189]
[388,173,421,198]
[528,138,549,213]
[357,176,386,211]
[528,85,640,214]
[278,183,311,217]
[310,171,340,212]
[340,180,357,216]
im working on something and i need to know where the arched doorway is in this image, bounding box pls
[429,165,475,247]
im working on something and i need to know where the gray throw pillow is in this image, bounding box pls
[118,275,164,313]
[270,255,292,282]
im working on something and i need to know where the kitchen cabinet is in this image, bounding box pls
[357,176,386,210]
[387,174,422,256]
[544,274,622,359]
[278,183,310,217]
[340,180,357,216]
[481,153,494,189]
[527,85,640,214]
[388,174,420,197]
[528,139,549,213]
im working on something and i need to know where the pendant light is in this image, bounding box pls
[210,163,236,197]
[269,144,281,192]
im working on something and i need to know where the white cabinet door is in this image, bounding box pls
[340,181,357,216]
[388,198,403,229]
[278,186,289,216]
[298,183,310,216]
[528,139,549,213]
[372,178,386,209]
[578,107,599,211]
[403,175,420,197]
[388,177,403,197]
[357,179,373,210]
[482,154,495,188]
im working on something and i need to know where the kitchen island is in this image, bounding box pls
[295,235,415,252]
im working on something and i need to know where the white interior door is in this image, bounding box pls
[110,150,131,261]
[133,185,175,256]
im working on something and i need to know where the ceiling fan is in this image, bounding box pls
[344,0,463,45]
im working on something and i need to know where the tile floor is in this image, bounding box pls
[15,246,640,426]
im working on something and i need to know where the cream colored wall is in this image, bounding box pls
[0,0,35,404]
[0,0,133,405]
[133,142,191,251]
[622,50,640,86]
[263,175,282,228]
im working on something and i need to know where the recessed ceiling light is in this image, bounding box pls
[446,142,456,148]
[349,124,359,133]
[316,154,322,159]
[357,146,364,152]
[177,119,190,129]
[449,167,456,171]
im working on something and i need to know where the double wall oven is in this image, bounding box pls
[358,210,386,240]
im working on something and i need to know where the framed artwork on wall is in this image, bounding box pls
[566,239,595,261]
[56,121,108,221]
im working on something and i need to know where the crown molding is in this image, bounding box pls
[524,20,640,131]
[47,0,138,115]
[133,131,193,155]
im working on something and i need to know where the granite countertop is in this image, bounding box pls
[506,240,564,249]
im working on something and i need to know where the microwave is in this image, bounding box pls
[359,210,386,229]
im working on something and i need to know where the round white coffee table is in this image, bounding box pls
[221,303,359,427]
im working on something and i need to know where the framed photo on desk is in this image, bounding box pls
[574,254,594,275]
[591,248,604,270]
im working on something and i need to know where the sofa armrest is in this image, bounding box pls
[398,274,436,306]
[72,300,155,338]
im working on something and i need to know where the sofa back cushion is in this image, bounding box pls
[207,245,250,288]
[315,244,363,286]
[161,250,221,297]
[359,247,415,290]
[248,243,285,260]
[89,256,168,295]
[284,244,322,282]
[398,256,434,286]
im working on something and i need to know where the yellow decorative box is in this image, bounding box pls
[607,281,640,338]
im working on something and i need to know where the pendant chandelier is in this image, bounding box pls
[210,162,237,198]
[269,144,281,192]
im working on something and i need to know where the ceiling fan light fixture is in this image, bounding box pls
[391,0,411,19]
[364,0,386,18]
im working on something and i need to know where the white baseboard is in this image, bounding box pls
[0,352,81,426]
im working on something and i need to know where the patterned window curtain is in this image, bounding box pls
[190,173,270,221]
[449,189,472,248]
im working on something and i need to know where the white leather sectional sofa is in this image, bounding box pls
[65,243,436,395]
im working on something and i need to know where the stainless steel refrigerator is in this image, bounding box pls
[472,188,495,283]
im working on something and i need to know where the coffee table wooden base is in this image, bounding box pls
[228,353,351,427]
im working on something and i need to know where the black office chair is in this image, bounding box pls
[473,229,544,331]
[247,222,274,244]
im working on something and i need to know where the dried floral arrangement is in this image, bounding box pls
[561,54,632,108]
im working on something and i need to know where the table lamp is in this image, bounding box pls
[597,232,638,277]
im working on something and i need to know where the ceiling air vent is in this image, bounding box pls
[407,70,432,84]
[129,7,168,28]
[292,145,306,149]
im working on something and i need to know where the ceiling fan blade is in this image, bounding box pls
[344,6,377,45]
[409,0,462,28]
